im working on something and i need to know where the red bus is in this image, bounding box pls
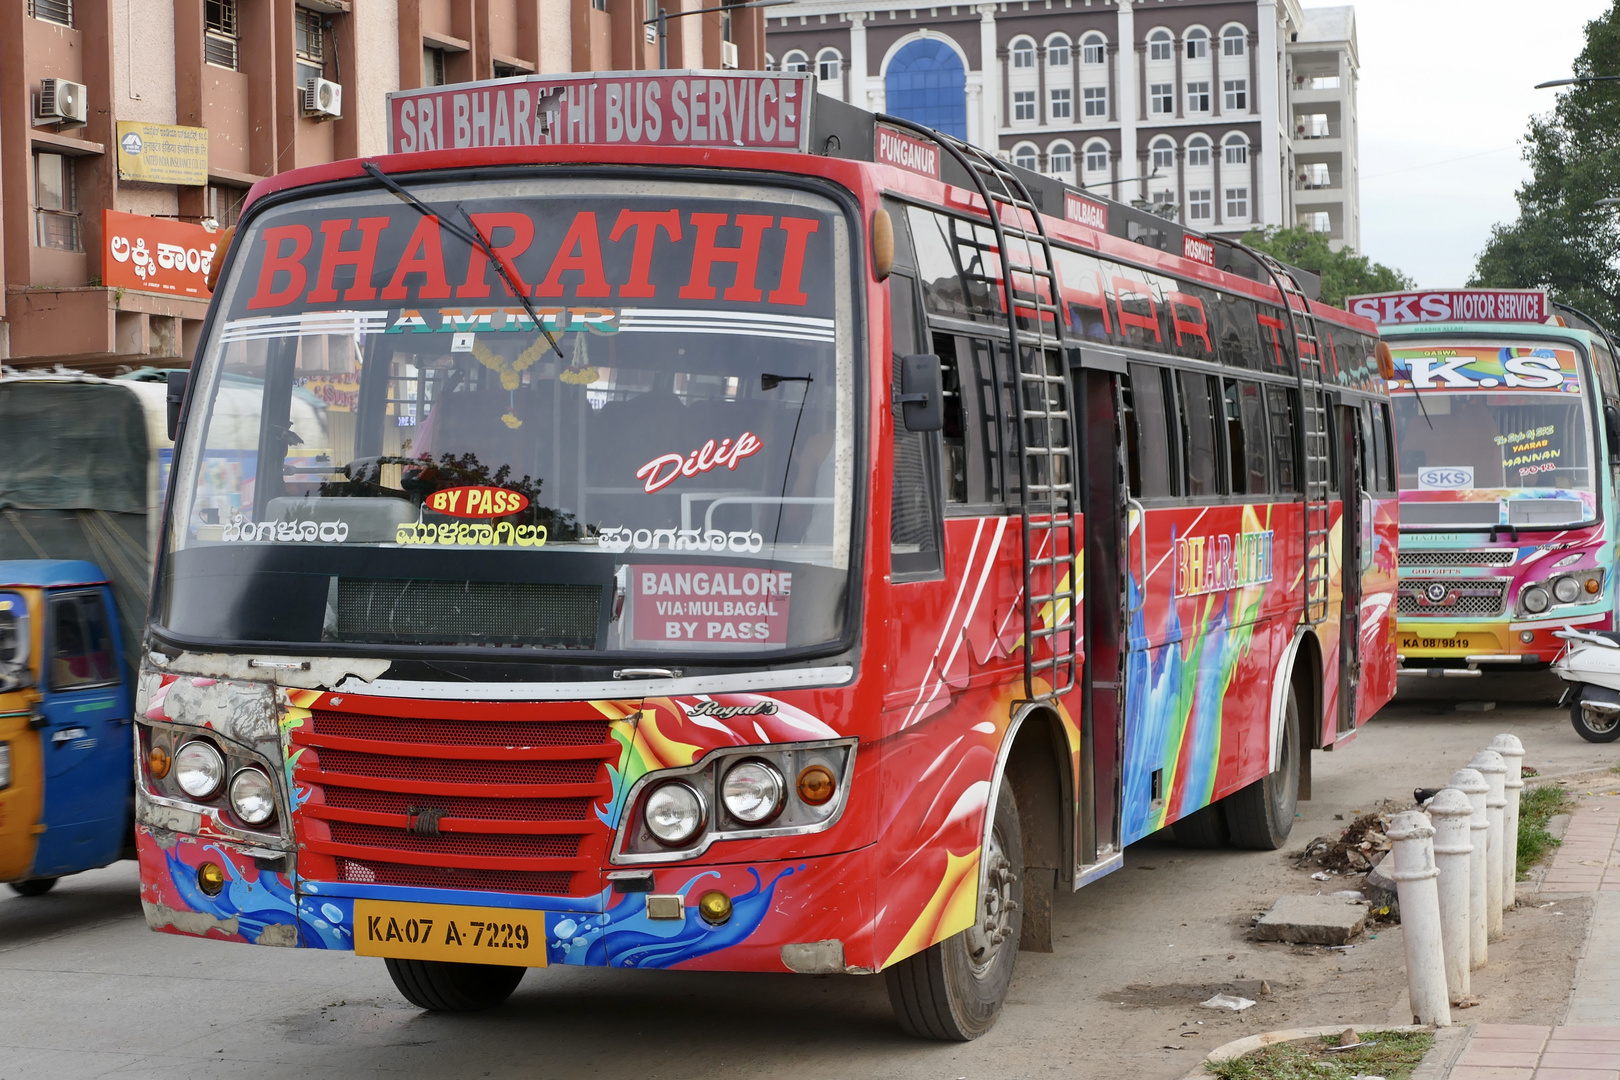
[135,71,1396,1040]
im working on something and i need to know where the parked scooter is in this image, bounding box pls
[1553,628,1620,743]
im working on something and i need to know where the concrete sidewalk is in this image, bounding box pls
[1444,795,1620,1080]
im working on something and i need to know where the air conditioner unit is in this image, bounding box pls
[303,77,343,119]
[36,78,89,125]
[721,40,739,69]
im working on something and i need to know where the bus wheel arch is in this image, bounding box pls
[997,704,1070,955]
[1232,631,1322,851]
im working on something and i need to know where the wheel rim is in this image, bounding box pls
[1270,711,1299,826]
[1582,706,1620,734]
[964,822,1018,978]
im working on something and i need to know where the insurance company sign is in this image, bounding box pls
[387,71,813,155]
[1346,289,1548,326]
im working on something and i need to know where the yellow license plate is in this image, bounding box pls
[353,900,548,968]
[1401,636,1471,650]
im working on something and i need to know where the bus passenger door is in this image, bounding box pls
[1335,402,1366,739]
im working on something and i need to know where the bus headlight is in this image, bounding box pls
[645,782,707,846]
[228,768,277,827]
[1522,586,1551,614]
[1554,576,1582,604]
[722,760,785,824]
[174,740,226,799]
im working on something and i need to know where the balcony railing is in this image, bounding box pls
[1294,122,1342,140]
[1293,75,1342,91]
[1295,173,1339,191]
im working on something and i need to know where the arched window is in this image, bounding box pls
[816,48,842,83]
[1011,37,1036,69]
[885,38,968,139]
[1083,139,1110,174]
[1185,27,1209,60]
[1013,142,1039,171]
[783,50,809,73]
[1186,134,1212,167]
[1047,140,1074,177]
[1081,32,1107,65]
[1148,29,1172,62]
[1149,136,1176,172]
[1222,25,1247,58]
[1046,34,1070,67]
[1223,133,1249,166]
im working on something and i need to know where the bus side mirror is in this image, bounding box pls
[897,354,943,432]
[1606,404,1620,462]
[166,370,188,442]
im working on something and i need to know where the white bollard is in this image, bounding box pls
[1450,766,1490,969]
[1471,749,1507,941]
[1386,810,1452,1026]
[1428,788,1475,1003]
[1491,734,1525,910]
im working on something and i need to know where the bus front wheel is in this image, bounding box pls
[384,958,525,1012]
[885,782,1024,1041]
[1225,683,1302,850]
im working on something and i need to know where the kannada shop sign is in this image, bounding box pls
[387,72,814,155]
[102,210,219,298]
[115,121,209,186]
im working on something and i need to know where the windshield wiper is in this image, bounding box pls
[1400,359,1434,430]
[361,161,563,360]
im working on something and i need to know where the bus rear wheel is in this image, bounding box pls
[885,782,1024,1041]
[384,958,526,1012]
[1224,682,1302,851]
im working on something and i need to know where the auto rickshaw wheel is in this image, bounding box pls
[9,877,58,897]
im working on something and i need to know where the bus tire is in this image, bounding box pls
[8,878,58,897]
[384,958,525,1012]
[1171,803,1229,848]
[885,782,1023,1041]
[1570,699,1620,743]
[1224,682,1302,851]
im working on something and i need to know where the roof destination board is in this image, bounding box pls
[388,71,814,155]
[1346,288,1549,326]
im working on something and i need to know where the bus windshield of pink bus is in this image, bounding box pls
[158,175,858,657]
[1390,343,1597,530]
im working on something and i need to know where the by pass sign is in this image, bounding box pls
[1346,289,1548,326]
[388,72,812,155]
[1182,234,1215,266]
[875,124,939,180]
[102,210,218,298]
[1063,192,1108,232]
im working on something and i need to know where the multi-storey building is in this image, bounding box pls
[765,0,1361,249]
[0,0,767,370]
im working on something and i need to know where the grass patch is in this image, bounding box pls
[1518,784,1573,878]
[1209,1030,1434,1080]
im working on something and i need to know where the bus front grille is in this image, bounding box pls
[291,702,619,897]
[1397,578,1510,617]
[1398,549,1516,568]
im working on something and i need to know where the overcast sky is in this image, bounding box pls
[1352,0,1610,286]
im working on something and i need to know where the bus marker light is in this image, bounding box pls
[148,744,172,779]
[1521,631,1536,644]
[197,862,226,896]
[698,890,732,926]
[1587,577,1602,594]
[797,764,836,805]
[872,208,894,281]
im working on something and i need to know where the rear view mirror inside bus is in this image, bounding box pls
[165,370,188,442]
[898,354,943,432]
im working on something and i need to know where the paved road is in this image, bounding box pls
[3,672,1615,1080]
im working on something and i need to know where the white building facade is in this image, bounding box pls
[767,0,1360,249]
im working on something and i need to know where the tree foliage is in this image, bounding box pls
[1471,5,1620,337]
[1239,226,1413,309]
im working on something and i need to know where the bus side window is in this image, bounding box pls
[1177,372,1222,498]
[1357,402,1378,492]
[1231,379,1272,495]
[1125,365,1175,498]
[1376,402,1396,494]
[959,337,1009,504]
[935,333,969,505]
[1221,379,1247,494]
[891,275,943,577]
[1265,384,1301,494]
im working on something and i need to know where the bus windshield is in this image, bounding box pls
[1390,342,1596,529]
[160,175,856,657]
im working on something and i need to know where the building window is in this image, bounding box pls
[1083,86,1107,117]
[1013,90,1036,122]
[1224,137,1249,165]
[1148,30,1172,62]
[1188,189,1212,221]
[1013,144,1038,170]
[1186,81,1210,113]
[817,48,842,82]
[885,38,968,139]
[1224,79,1248,111]
[1084,141,1109,173]
[493,61,524,79]
[1049,141,1074,175]
[783,50,809,73]
[34,152,80,252]
[1150,139,1174,171]
[1186,135,1211,167]
[1011,40,1035,69]
[1304,211,1331,233]
[765,53,776,72]
[1226,187,1250,219]
[206,184,247,229]
[204,0,239,70]
[1150,83,1173,115]
[1081,33,1106,65]
[592,0,606,9]
[1223,25,1247,57]
[1300,163,1332,188]
[295,7,325,89]
[1050,87,1072,120]
[1047,39,1070,66]
[423,47,447,86]
[27,0,72,28]
[1185,28,1208,60]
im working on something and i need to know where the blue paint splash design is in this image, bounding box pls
[164,845,305,945]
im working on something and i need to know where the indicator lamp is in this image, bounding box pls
[197,862,226,896]
[1587,576,1603,594]
[148,744,172,780]
[698,890,733,926]
[796,764,837,806]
